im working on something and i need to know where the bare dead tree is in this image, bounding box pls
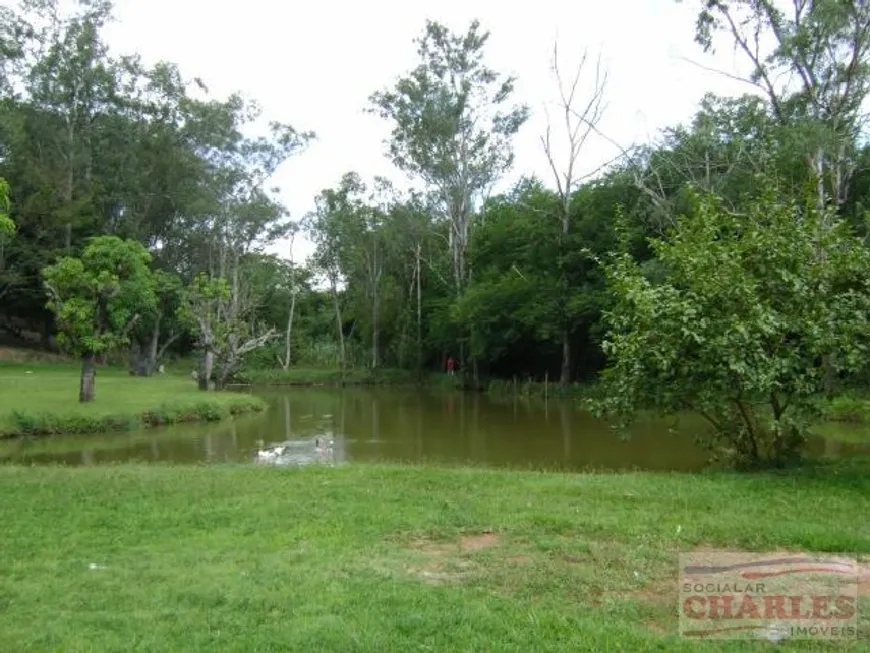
[540,41,608,387]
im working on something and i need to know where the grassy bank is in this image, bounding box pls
[822,393,870,423]
[0,463,867,651]
[241,365,465,389]
[0,365,266,437]
[242,366,603,398]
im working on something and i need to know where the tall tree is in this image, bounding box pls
[306,173,365,378]
[23,0,117,250]
[370,19,529,370]
[180,93,313,387]
[359,177,391,369]
[541,42,608,386]
[277,226,300,371]
[389,192,435,371]
[688,0,870,211]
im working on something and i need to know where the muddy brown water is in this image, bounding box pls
[1,388,868,470]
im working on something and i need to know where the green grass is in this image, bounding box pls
[0,364,266,437]
[0,462,867,651]
[822,393,870,424]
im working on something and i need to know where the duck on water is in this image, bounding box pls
[256,438,334,461]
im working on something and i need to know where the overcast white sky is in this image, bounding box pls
[101,0,752,262]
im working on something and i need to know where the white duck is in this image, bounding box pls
[256,445,287,460]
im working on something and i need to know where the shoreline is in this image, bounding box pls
[0,395,267,438]
[0,363,267,438]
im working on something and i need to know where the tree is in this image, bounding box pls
[541,42,608,386]
[687,0,870,394]
[687,0,870,211]
[306,174,363,378]
[388,192,435,371]
[370,19,529,370]
[23,0,117,251]
[180,267,277,390]
[277,227,299,371]
[0,0,319,367]
[626,94,783,231]
[339,176,391,369]
[0,177,12,235]
[454,179,562,366]
[177,91,312,387]
[595,184,870,467]
[42,235,156,402]
[0,178,16,305]
[129,269,183,376]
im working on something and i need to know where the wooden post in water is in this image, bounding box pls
[513,375,517,395]
[545,371,548,402]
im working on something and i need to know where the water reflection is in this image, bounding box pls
[0,388,869,470]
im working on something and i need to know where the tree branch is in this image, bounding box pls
[235,328,278,356]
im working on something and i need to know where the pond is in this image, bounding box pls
[1,388,869,470]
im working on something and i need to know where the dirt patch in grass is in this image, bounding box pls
[460,532,499,552]
[401,531,501,585]
[409,539,455,557]
[407,530,501,555]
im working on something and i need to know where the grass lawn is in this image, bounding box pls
[0,462,867,651]
[0,363,266,437]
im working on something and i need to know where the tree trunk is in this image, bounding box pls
[281,289,297,370]
[215,365,230,391]
[416,243,422,372]
[812,148,837,395]
[560,327,571,388]
[560,205,571,388]
[156,331,179,366]
[372,282,379,369]
[199,350,214,391]
[130,341,150,377]
[147,316,161,373]
[332,284,346,381]
[79,351,96,403]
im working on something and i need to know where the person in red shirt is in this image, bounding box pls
[446,355,456,376]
